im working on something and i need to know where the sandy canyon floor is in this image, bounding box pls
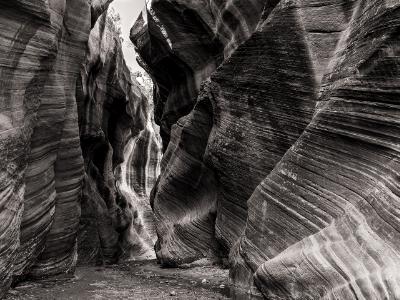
[5,260,235,299]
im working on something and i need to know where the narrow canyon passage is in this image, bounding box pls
[1,0,400,299]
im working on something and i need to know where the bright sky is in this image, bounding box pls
[110,0,147,72]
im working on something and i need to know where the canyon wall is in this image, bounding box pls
[0,1,159,297]
[115,72,163,261]
[132,0,400,298]
[76,10,147,265]
[0,1,92,295]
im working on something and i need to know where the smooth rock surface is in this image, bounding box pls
[76,11,161,265]
[0,1,91,295]
[0,2,159,297]
[133,0,400,298]
[115,72,163,261]
[131,0,267,148]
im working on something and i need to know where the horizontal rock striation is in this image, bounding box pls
[0,1,159,297]
[0,0,91,294]
[245,1,400,298]
[131,0,268,149]
[133,0,400,298]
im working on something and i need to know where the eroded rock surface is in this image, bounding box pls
[0,1,91,295]
[0,1,159,297]
[133,0,400,298]
[130,0,267,149]
[76,11,161,265]
[114,72,162,261]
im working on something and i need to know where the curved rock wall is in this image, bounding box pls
[0,1,160,297]
[76,11,161,265]
[133,0,400,298]
[130,0,268,149]
[115,74,162,260]
[244,1,400,298]
[131,0,277,266]
[0,1,91,294]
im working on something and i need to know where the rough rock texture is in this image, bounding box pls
[133,0,400,298]
[90,0,113,27]
[76,11,161,265]
[0,2,159,297]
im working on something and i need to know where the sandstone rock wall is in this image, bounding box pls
[76,10,162,265]
[130,0,268,149]
[0,1,159,297]
[115,72,163,260]
[0,1,91,294]
[133,0,400,298]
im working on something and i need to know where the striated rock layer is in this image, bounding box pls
[243,1,400,298]
[131,0,274,266]
[0,1,91,294]
[133,0,400,298]
[115,72,163,260]
[76,11,161,265]
[0,1,161,297]
[131,0,268,149]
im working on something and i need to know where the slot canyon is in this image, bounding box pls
[1,0,400,299]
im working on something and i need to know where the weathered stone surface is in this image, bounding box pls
[0,1,91,294]
[0,1,159,297]
[131,0,267,148]
[76,11,161,265]
[131,0,274,267]
[133,0,400,298]
[115,72,162,260]
[244,1,400,298]
[90,0,113,27]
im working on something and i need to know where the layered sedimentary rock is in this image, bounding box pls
[242,1,400,298]
[76,11,161,264]
[131,0,268,148]
[131,0,274,266]
[0,1,91,294]
[133,0,400,298]
[115,73,162,260]
[0,1,159,297]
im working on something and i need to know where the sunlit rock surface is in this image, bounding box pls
[115,72,162,261]
[76,11,161,265]
[133,0,400,298]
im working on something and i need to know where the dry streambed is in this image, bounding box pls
[6,260,233,299]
